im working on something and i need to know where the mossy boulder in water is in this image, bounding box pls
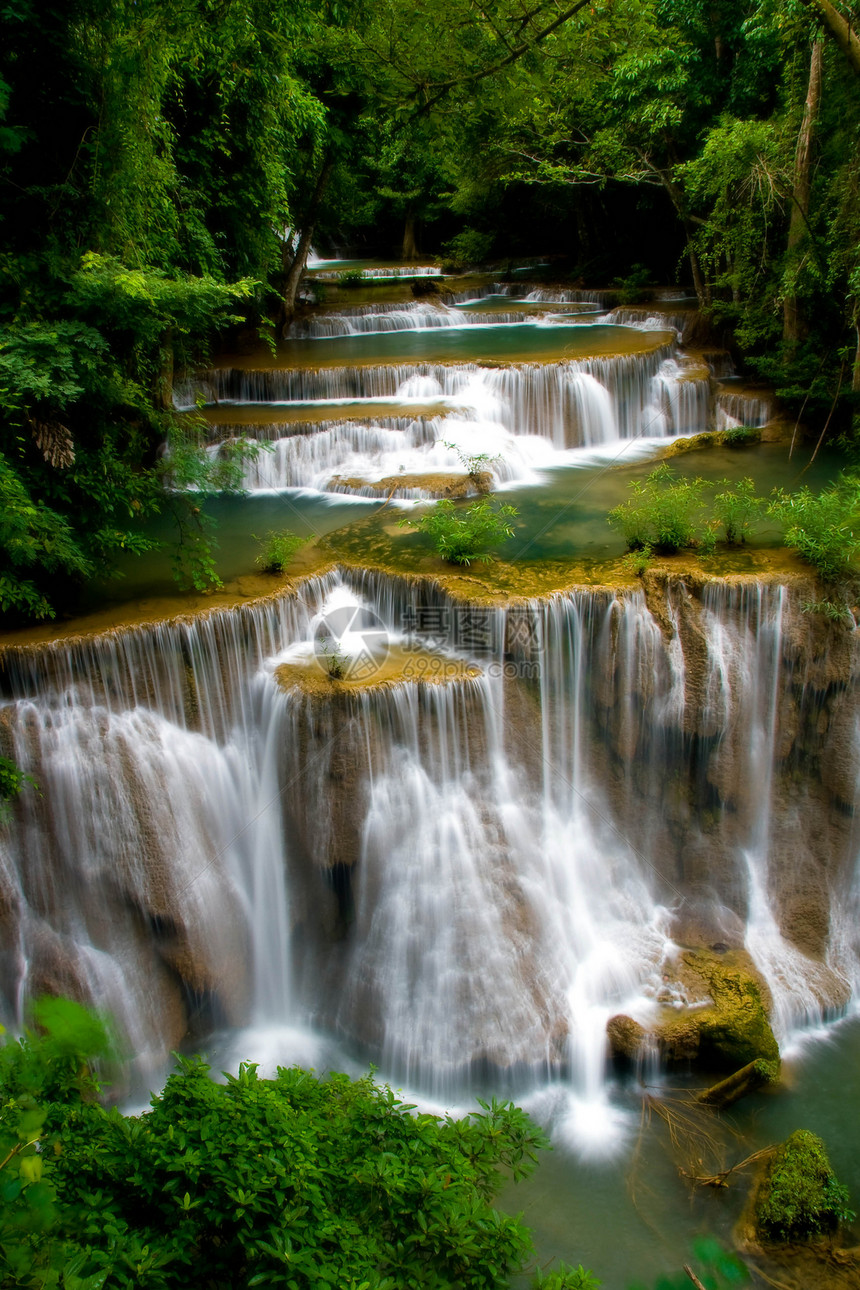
[654,948,779,1071]
[755,1130,853,1242]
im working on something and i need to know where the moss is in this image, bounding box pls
[756,1130,853,1241]
[656,949,779,1071]
[695,959,780,1068]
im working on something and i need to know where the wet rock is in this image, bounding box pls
[606,1014,647,1063]
[653,948,779,1071]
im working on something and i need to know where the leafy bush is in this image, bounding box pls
[534,1262,601,1289]
[723,426,761,448]
[402,498,518,565]
[0,755,37,821]
[755,1129,854,1241]
[254,529,306,573]
[441,228,495,271]
[711,477,764,544]
[608,464,707,553]
[768,475,860,580]
[611,264,653,305]
[1,1002,555,1290]
[336,270,364,287]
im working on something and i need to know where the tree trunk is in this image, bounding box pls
[156,327,175,411]
[800,0,860,75]
[401,213,418,261]
[784,38,823,347]
[650,162,710,309]
[281,154,335,329]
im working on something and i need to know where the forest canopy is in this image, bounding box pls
[1,0,858,621]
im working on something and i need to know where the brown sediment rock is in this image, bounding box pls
[330,470,492,499]
[606,1014,647,1062]
[651,947,779,1071]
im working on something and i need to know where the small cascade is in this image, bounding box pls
[604,308,689,336]
[647,359,712,437]
[716,389,773,429]
[288,303,538,338]
[524,288,613,306]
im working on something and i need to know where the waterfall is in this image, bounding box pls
[3,572,858,1120]
[287,304,544,337]
[192,346,721,493]
[716,390,773,429]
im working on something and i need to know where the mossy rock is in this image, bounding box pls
[656,948,779,1071]
[755,1130,853,1242]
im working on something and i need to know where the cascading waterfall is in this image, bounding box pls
[180,342,719,497]
[716,389,773,429]
[288,304,550,337]
[2,571,858,1130]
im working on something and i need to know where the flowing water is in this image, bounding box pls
[1,269,858,1287]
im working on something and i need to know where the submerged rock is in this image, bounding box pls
[753,1130,852,1242]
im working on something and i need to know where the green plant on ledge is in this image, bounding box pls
[254,529,306,574]
[768,475,860,580]
[608,463,707,553]
[401,497,518,565]
[711,477,764,544]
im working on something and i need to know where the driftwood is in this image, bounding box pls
[696,1058,777,1110]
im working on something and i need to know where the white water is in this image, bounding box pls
[2,573,857,1146]
[190,344,713,494]
[716,389,773,429]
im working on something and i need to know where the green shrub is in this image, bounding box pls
[768,475,860,580]
[608,464,707,553]
[611,263,653,305]
[336,270,364,287]
[441,228,495,271]
[402,497,518,565]
[254,529,306,573]
[723,426,761,447]
[534,1262,601,1289]
[755,1129,854,1241]
[0,755,37,821]
[711,477,764,544]
[1,1003,553,1290]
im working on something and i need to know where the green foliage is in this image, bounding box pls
[318,638,348,679]
[254,530,306,574]
[622,547,653,578]
[0,999,113,1288]
[756,1129,854,1241]
[533,1263,601,1289]
[711,478,764,545]
[722,427,761,448]
[612,264,653,305]
[336,271,365,288]
[443,442,501,482]
[0,999,552,1290]
[0,756,37,823]
[608,464,707,554]
[441,229,495,271]
[402,498,518,565]
[802,598,853,623]
[768,475,860,579]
